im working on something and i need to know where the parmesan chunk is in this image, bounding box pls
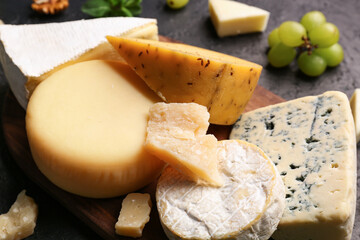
[0,190,38,240]
[115,193,152,238]
[145,103,223,187]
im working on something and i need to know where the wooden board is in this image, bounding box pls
[2,85,284,240]
[1,36,285,239]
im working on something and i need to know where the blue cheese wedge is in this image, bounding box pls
[0,17,158,109]
[230,91,357,240]
[209,0,270,37]
[156,140,285,240]
[350,88,360,143]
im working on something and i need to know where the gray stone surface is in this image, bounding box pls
[0,0,359,239]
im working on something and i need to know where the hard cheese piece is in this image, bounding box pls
[209,0,270,37]
[115,193,152,238]
[145,102,223,187]
[350,88,360,142]
[230,91,357,240]
[107,36,262,125]
[157,140,285,240]
[0,190,38,240]
[0,17,158,109]
[26,60,165,198]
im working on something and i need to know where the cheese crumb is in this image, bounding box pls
[0,190,38,240]
[115,193,152,238]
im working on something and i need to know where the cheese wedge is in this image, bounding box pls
[107,36,262,125]
[26,60,164,198]
[350,88,360,142]
[230,91,357,240]
[145,103,223,187]
[115,193,152,238]
[209,0,270,37]
[0,190,38,240]
[0,17,158,109]
[156,140,285,240]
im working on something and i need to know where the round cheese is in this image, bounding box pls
[156,140,285,240]
[26,60,165,198]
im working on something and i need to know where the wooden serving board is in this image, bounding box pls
[1,36,285,240]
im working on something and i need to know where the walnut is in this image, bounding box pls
[31,0,69,15]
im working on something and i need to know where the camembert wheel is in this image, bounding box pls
[156,140,285,240]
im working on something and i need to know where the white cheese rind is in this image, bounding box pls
[156,140,285,240]
[230,91,357,240]
[0,17,158,109]
[350,88,360,143]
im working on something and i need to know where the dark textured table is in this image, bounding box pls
[0,0,359,239]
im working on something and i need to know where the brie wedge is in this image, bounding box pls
[0,17,158,109]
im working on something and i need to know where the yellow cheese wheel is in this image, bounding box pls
[26,60,165,198]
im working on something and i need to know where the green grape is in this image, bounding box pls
[268,43,296,67]
[166,0,189,9]
[268,28,281,47]
[314,43,344,67]
[278,21,307,47]
[297,52,327,76]
[300,11,326,32]
[309,22,339,48]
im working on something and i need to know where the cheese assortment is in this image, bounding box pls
[157,140,285,240]
[0,190,38,240]
[350,88,360,142]
[26,60,164,198]
[145,103,223,187]
[0,17,158,109]
[0,9,356,240]
[115,193,152,238]
[230,91,357,240]
[107,36,262,125]
[209,0,270,37]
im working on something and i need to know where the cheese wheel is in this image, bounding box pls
[26,60,165,198]
[156,140,285,240]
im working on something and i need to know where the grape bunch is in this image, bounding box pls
[267,11,344,77]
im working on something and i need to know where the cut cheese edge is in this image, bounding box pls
[350,88,360,142]
[230,91,357,240]
[156,140,285,240]
[0,17,158,109]
[107,36,262,125]
[145,102,223,187]
[115,193,152,238]
[26,60,164,198]
[209,0,270,37]
[0,190,38,240]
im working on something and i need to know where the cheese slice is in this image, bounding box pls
[145,102,223,187]
[209,0,270,37]
[156,140,285,240]
[230,91,357,240]
[107,36,262,125]
[0,17,158,109]
[115,193,152,238]
[0,190,38,240]
[350,88,360,142]
[26,60,165,198]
